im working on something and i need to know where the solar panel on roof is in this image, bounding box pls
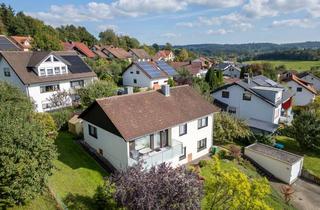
[0,36,20,51]
[60,55,92,73]
[253,78,266,86]
[265,79,278,87]
[137,62,162,78]
[156,61,177,76]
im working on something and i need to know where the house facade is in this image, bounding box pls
[0,51,96,112]
[212,75,293,133]
[170,61,208,78]
[215,62,241,78]
[79,85,220,171]
[154,50,175,62]
[122,61,177,89]
[282,75,316,106]
[10,36,32,51]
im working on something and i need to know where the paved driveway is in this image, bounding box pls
[271,178,320,210]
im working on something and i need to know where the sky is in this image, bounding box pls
[3,0,320,45]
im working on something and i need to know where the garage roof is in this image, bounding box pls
[245,143,303,165]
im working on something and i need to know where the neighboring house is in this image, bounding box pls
[0,51,97,112]
[0,35,21,51]
[10,36,32,51]
[298,72,320,92]
[91,45,108,58]
[63,41,96,58]
[282,75,316,106]
[154,50,175,62]
[129,48,151,61]
[245,143,303,184]
[215,62,241,78]
[79,85,220,171]
[170,61,207,77]
[102,46,132,61]
[122,61,177,89]
[193,56,214,69]
[212,75,293,133]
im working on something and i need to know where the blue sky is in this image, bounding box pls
[4,0,320,45]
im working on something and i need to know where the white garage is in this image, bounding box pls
[244,143,303,184]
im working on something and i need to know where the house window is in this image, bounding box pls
[288,86,292,90]
[133,79,137,84]
[228,107,236,114]
[297,87,302,92]
[54,67,60,75]
[179,123,187,136]
[47,68,53,76]
[164,80,168,83]
[153,82,159,85]
[222,91,229,98]
[179,146,186,160]
[198,117,208,129]
[89,124,97,138]
[242,92,251,101]
[61,66,67,74]
[70,80,84,88]
[197,138,207,152]
[42,102,51,110]
[136,71,140,74]
[53,56,59,62]
[3,67,10,77]
[39,68,46,76]
[40,84,60,93]
[130,71,133,74]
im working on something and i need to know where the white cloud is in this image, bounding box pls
[207,29,233,35]
[243,0,320,18]
[161,32,181,38]
[186,0,244,8]
[233,22,253,31]
[97,24,118,31]
[176,22,194,27]
[271,18,317,28]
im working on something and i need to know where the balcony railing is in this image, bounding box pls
[129,139,183,168]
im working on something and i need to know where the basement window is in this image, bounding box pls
[297,87,302,92]
[242,92,252,101]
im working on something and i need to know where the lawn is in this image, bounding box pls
[48,132,107,209]
[275,136,320,178]
[244,60,320,71]
[200,158,296,210]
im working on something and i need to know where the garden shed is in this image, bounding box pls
[244,143,303,184]
[68,114,83,136]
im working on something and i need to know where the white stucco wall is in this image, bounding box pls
[245,148,303,184]
[285,81,315,106]
[301,74,320,92]
[83,121,129,170]
[122,64,168,88]
[213,85,281,124]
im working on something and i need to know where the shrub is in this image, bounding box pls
[229,145,241,160]
[217,149,227,159]
[50,108,74,130]
[93,180,117,210]
[198,160,208,168]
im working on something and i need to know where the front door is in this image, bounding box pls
[187,153,192,162]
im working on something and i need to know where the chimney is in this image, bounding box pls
[161,84,170,97]
[124,86,133,95]
[244,73,250,84]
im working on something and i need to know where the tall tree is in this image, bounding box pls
[99,29,118,46]
[163,42,173,51]
[205,68,224,90]
[57,25,97,46]
[177,48,189,61]
[0,82,57,207]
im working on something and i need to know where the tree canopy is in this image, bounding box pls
[205,68,224,90]
[57,25,97,46]
[0,82,57,207]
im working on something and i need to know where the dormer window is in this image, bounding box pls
[61,66,67,74]
[45,57,51,62]
[47,68,53,76]
[54,67,60,75]
[39,68,46,76]
[53,56,59,62]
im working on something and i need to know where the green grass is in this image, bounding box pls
[48,132,107,209]
[244,60,320,71]
[276,136,320,178]
[200,158,296,210]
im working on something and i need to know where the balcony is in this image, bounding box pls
[129,139,183,168]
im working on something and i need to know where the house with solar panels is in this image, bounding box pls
[0,51,97,112]
[122,61,177,89]
[0,35,22,51]
[212,74,294,133]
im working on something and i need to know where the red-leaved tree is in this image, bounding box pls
[111,163,203,210]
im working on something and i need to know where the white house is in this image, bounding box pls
[122,61,177,89]
[298,72,320,92]
[79,85,220,171]
[212,75,293,133]
[154,50,175,62]
[282,75,316,106]
[215,62,241,78]
[245,143,303,184]
[0,51,97,112]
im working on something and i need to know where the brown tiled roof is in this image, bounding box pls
[92,49,107,58]
[103,46,131,59]
[154,50,173,60]
[129,48,151,59]
[170,61,202,75]
[62,42,95,58]
[79,85,220,141]
[0,51,96,85]
[10,36,32,49]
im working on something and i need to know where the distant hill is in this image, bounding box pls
[175,42,320,56]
